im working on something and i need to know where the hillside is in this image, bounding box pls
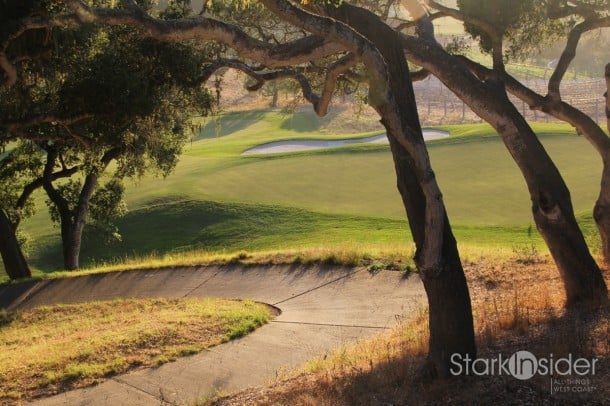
[10,114,602,276]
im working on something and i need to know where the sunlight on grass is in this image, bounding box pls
[23,244,416,281]
[4,119,602,281]
[0,298,273,402]
[19,241,559,287]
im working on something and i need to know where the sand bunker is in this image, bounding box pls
[242,129,450,155]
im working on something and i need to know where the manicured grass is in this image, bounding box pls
[0,298,273,402]
[10,116,604,277]
[149,122,598,225]
[114,122,601,225]
[188,109,384,157]
[20,199,559,279]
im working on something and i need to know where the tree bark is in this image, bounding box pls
[41,147,85,270]
[458,56,610,266]
[400,33,608,306]
[0,208,31,279]
[54,170,101,271]
[271,82,279,108]
[329,4,476,377]
[594,158,610,267]
[60,220,79,271]
[599,63,610,264]
[606,62,610,138]
[387,134,476,378]
[42,147,118,270]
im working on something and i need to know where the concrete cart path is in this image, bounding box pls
[0,265,425,405]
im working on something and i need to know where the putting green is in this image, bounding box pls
[12,115,604,274]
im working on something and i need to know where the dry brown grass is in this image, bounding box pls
[0,298,274,404]
[209,256,610,406]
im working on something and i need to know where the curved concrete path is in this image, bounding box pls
[0,265,425,405]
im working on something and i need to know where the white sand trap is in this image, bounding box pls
[242,129,450,155]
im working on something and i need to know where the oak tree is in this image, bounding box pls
[0,0,213,271]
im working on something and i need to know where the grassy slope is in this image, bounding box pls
[0,298,272,402]
[14,113,603,276]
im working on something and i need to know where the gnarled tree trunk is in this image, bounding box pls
[42,148,99,271]
[599,63,610,264]
[605,63,610,133]
[0,208,31,279]
[387,134,476,377]
[458,56,610,266]
[58,173,98,271]
[594,159,610,267]
[400,33,607,306]
[42,146,117,271]
[329,4,476,377]
[60,220,83,271]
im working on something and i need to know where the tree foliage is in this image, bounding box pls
[0,0,215,268]
[46,177,127,242]
[456,0,560,57]
[455,0,609,61]
[0,142,42,226]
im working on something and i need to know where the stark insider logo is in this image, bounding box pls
[450,350,599,380]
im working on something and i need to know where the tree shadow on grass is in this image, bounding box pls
[28,200,328,273]
[278,108,343,133]
[193,110,267,141]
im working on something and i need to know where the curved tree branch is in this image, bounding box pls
[548,16,610,100]
[13,165,80,228]
[198,53,358,116]
[41,146,71,217]
[422,0,505,71]
[396,11,447,31]
[411,67,431,82]
[1,16,52,88]
[315,53,358,116]
[29,0,346,68]
[0,113,94,144]
[456,54,610,155]
[0,52,17,88]
[197,58,321,109]
[260,0,390,97]
[70,146,122,231]
[604,63,610,133]
[100,146,123,167]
